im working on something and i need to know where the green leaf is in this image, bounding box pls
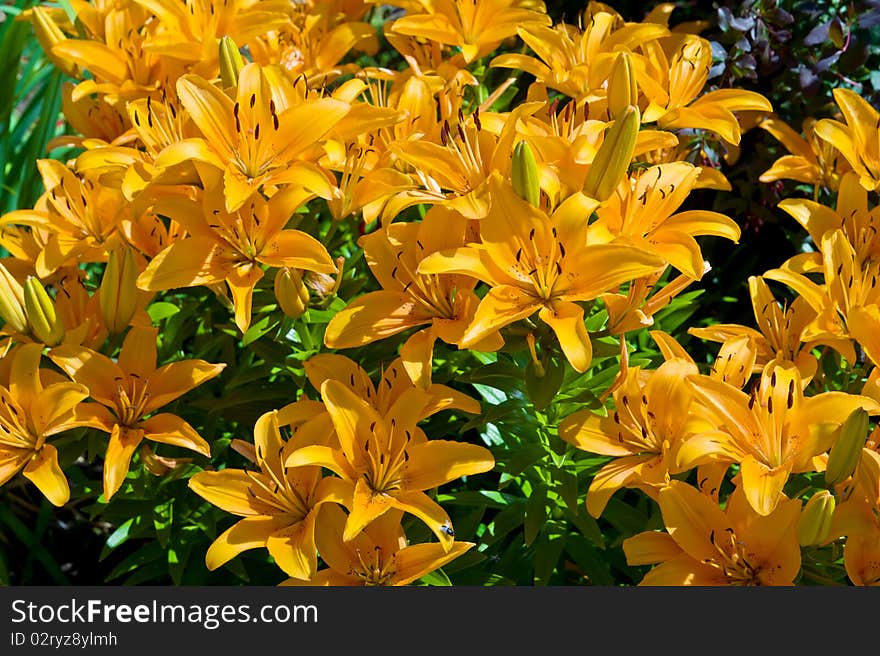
[0,504,69,584]
[103,518,134,555]
[419,569,453,586]
[524,484,547,546]
[565,534,614,585]
[147,301,181,322]
[524,356,564,410]
[533,533,565,585]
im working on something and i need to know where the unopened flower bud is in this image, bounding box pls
[0,262,27,333]
[100,246,139,334]
[825,407,869,486]
[23,276,65,346]
[797,490,836,547]
[274,268,310,319]
[583,104,640,202]
[511,140,540,207]
[607,51,638,120]
[219,36,245,89]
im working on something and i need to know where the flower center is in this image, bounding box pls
[114,373,152,427]
[363,420,411,495]
[351,546,396,586]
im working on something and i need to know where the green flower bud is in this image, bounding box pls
[583,104,640,202]
[825,407,869,486]
[607,51,638,120]
[23,276,65,346]
[511,140,540,207]
[0,262,27,333]
[99,246,139,334]
[219,36,245,88]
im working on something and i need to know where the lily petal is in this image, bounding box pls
[23,444,69,506]
[103,425,145,501]
[205,515,288,570]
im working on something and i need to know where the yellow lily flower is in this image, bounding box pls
[303,353,481,420]
[56,82,129,148]
[249,3,378,86]
[623,480,802,585]
[1,161,125,279]
[651,328,756,392]
[688,275,851,382]
[640,34,772,146]
[73,92,203,201]
[130,0,291,78]
[681,358,880,516]
[601,267,699,335]
[758,114,850,192]
[490,10,668,105]
[505,95,680,206]
[0,344,89,506]
[764,228,879,361]
[829,437,880,584]
[635,134,733,191]
[387,103,540,220]
[285,379,494,550]
[814,88,880,191]
[281,504,473,585]
[188,409,350,580]
[775,171,880,266]
[418,174,665,372]
[558,357,703,518]
[49,3,163,107]
[136,184,336,333]
[163,62,350,212]
[48,325,226,500]
[324,205,501,387]
[591,161,741,280]
[386,0,551,64]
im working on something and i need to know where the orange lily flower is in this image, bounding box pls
[640,34,772,146]
[775,171,880,266]
[285,379,494,550]
[188,408,350,580]
[130,0,291,78]
[623,480,802,585]
[281,504,473,585]
[601,267,700,336]
[591,161,741,280]
[758,114,850,193]
[814,88,880,191]
[249,2,378,86]
[688,275,851,382]
[48,325,225,500]
[558,357,704,518]
[387,103,540,220]
[681,358,880,516]
[386,0,551,64]
[490,11,667,104]
[303,353,481,421]
[2,161,125,279]
[418,174,665,372]
[49,3,163,108]
[829,435,880,585]
[764,228,879,362]
[162,62,350,212]
[0,344,89,506]
[324,205,501,387]
[136,184,336,333]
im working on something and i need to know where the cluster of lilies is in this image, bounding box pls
[0,0,878,585]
